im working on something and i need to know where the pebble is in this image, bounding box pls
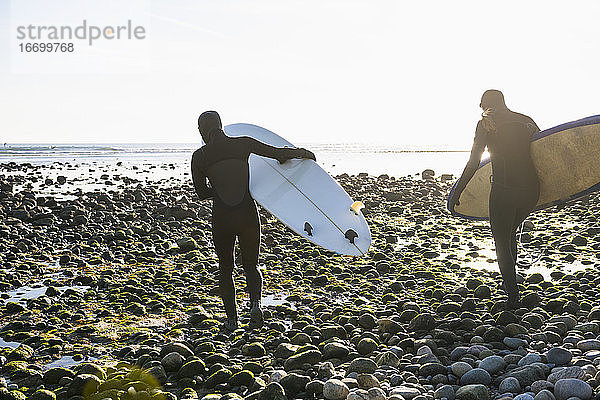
[161,351,184,372]
[547,366,585,384]
[518,352,542,366]
[577,339,600,352]
[347,358,378,375]
[367,387,386,400]
[499,376,521,393]
[546,347,572,366]
[280,373,310,395]
[270,370,287,383]
[357,338,379,355]
[306,380,325,396]
[504,337,529,349]
[514,394,535,400]
[347,389,369,400]
[323,379,350,400]
[259,382,286,400]
[533,389,555,400]
[324,342,350,359]
[460,368,491,385]
[389,386,422,399]
[433,384,455,400]
[502,364,547,387]
[530,380,554,393]
[356,374,379,389]
[419,362,446,377]
[553,378,593,400]
[479,355,507,374]
[450,361,472,377]
[454,384,489,400]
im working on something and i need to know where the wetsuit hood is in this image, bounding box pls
[480,89,508,110]
[198,111,223,143]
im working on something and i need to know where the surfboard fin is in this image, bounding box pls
[304,222,313,236]
[350,201,364,215]
[345,229,358,244]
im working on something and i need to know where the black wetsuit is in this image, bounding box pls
[191,127,313,322]
[452,109,540,303]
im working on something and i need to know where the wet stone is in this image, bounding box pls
[501,364,546,387]
[29,389,56,400]
[280,373,311,396]
[356,338,378,355]
[323,379,350,400]
[460,368,491,385]
[43,367,75,385]
[375,351,400,368]
[547,366,585,384]
[347,358,378,375]
[533,389,555,400]
[67,374,101,397]
[553,378,593,400]
[324,342,350,359]
[546,347,572,366]
[513,394,534,400]
[479,355,506,375]
[498,376,520,394]
[242,343,266,357]
[518,352,542,366]
[454,384,489,400]
[161,351,184,372]
[419,362,446,377]
[450,361,472,378]
[258,382,286,400]
[179,359,206,378]
[433,384,454,400]
[306,380,325,396]
[284,349,321,370]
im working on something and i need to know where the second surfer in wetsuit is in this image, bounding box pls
[448,90,540,308]
[191,111,316,330]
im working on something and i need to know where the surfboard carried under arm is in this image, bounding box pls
[448,115,600,220]
[224,123,371,256]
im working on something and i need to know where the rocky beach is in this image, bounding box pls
[1,160,600,400]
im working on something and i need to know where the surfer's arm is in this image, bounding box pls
[246,138,316,163]
[192,173,213,201]
[451,124,487,206]
[191,151,214,200]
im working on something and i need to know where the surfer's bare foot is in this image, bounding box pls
[249,300,264,328]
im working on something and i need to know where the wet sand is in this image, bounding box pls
[1,161,600,400]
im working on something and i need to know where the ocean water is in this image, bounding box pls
[0,143,470,178]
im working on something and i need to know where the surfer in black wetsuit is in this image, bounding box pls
[191,111,316,330]
[448,90,540,308]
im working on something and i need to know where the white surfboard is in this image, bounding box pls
[448,115,600,219]
[224,123,371,256]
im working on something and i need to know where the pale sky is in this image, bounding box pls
[1,0,599,148]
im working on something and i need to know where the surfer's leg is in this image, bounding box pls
[239,204,263,326]
[239,227,261,302]
[213,220,238,330]
[238,204,261,300]
[511,186,540,264]
[511,208,529,264]
[489,187,520,307]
